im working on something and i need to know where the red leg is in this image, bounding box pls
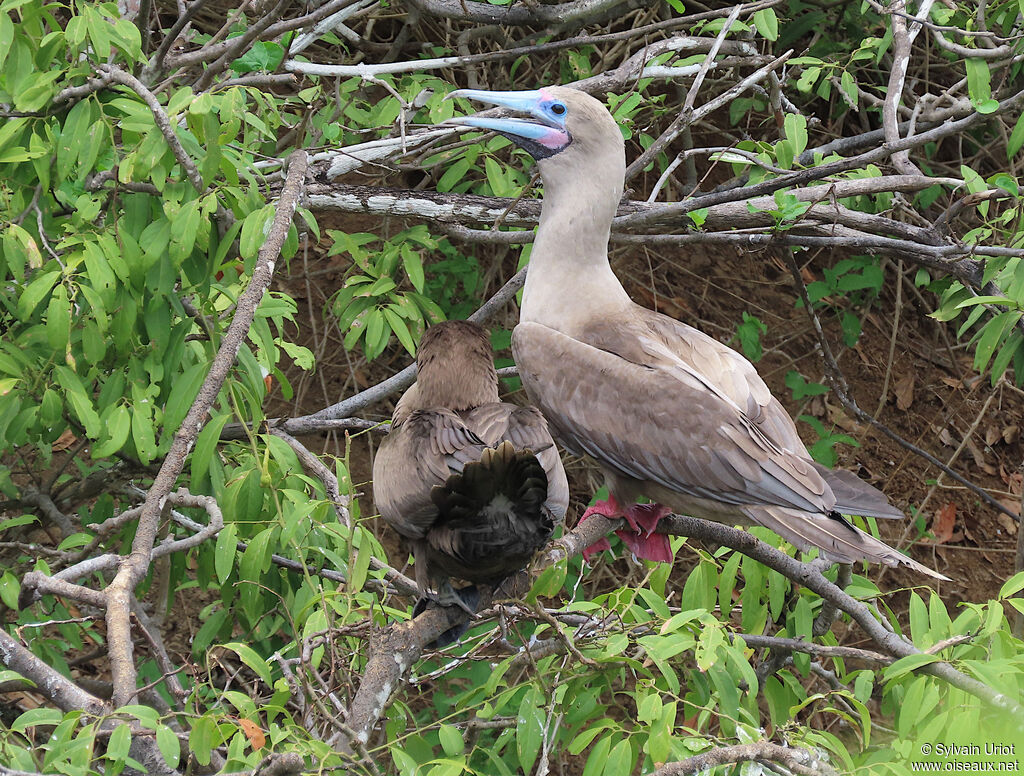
[580,496,623,563]
[581,497,674,564]
[616,503,673,563]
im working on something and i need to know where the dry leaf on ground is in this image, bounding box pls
[931,503,957,544]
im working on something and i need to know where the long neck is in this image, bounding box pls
[520,152,632,330]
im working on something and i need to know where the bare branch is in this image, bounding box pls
[98,65,206,194]
[651,740,839,776]
[401,0,653,26]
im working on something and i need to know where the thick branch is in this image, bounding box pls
[400,0,652,26]
[102,151,307,706]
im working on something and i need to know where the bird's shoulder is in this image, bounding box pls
[462,402,552,446]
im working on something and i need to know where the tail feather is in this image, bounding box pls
[815,464,905,520]
[427,441,554,583]
[744,505,949,581]
[431,440,548,526]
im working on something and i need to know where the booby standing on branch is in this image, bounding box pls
[373,320,570,615]
[444,86,945,579]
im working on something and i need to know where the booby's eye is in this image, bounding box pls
[550,102,567,116]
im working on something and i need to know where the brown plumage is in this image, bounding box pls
[448,86,946,580]
[373,321,570,613]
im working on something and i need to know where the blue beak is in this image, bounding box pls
[445,88,571,158]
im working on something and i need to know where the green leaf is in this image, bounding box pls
[350,528,372,592]
[783,113,807,158]
[438,157,471,192]
[1009,113,1024,160]
[516,688,544,774]
[11,707,63,731]
[191,413,231,485]
[161,361,207,438]
[215,521,238,584]
[239,205,275,260]
[0,570,20,608]
[55,366,101,438]
[438,724,464,756]
[603,739,633,776]
[840,71,858,109]
[221,642,273,686]
[1000,570,1024,599]
[964,58,991,106]
[45,282,70,351]
[954,295,1016,309]
[380,306,414,355]
[105,722,131,761]
[882,653,941,682]
[17,270,60,320]
[131,402,157,464]
[189,715,217,766]
[0,12,13,71]
[752,8,778,40]
[582,734,613,776]
[402,247,425,293]
[156,724,180,769]
[974,311,1021,375]
[93,404,131,459]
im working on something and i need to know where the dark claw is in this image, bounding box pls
[413,584,481,648]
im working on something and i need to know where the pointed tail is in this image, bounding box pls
[815,464,905,520]
[744,504,949,581]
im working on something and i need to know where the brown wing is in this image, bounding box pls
[372,408,487,540]
[462,402,570,523]
[633,308,806,451]
[512,320,833,514]
[635,309,904,519]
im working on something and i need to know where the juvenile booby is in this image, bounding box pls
[373,320,570,615]
[445,86,945,579]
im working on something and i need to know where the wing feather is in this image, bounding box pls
[462,403,569,522]
[512,321,833,514]
[372,409,486,540]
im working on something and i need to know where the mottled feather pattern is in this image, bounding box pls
[373,320,570,604]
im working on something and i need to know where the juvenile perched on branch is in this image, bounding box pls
[373,320,570,618]
[445,86,945,580]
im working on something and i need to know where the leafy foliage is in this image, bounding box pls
[2,0,1024,773]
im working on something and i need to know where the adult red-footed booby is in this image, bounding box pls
[373,320,570,616]
[445,86,945,579]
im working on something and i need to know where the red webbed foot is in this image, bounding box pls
[618,503,673,563]
[581,498,674,564]
[580,495,623,563]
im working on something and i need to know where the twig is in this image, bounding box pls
[400,0,653,27]
[270,429,352,528]
[651,740,839,776]
[739,632,892,665]
[883,0,922,176]
[625,50,794,181]
[616,82,1024,229]
[225,266,528,439]
[782,250,1021,524]
[98,65,205,194]
[143,0,213,82]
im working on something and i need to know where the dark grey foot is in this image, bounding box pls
[435,580,479,617]
[414,584,481,648]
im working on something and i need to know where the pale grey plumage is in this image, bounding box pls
[451,85,944,579]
